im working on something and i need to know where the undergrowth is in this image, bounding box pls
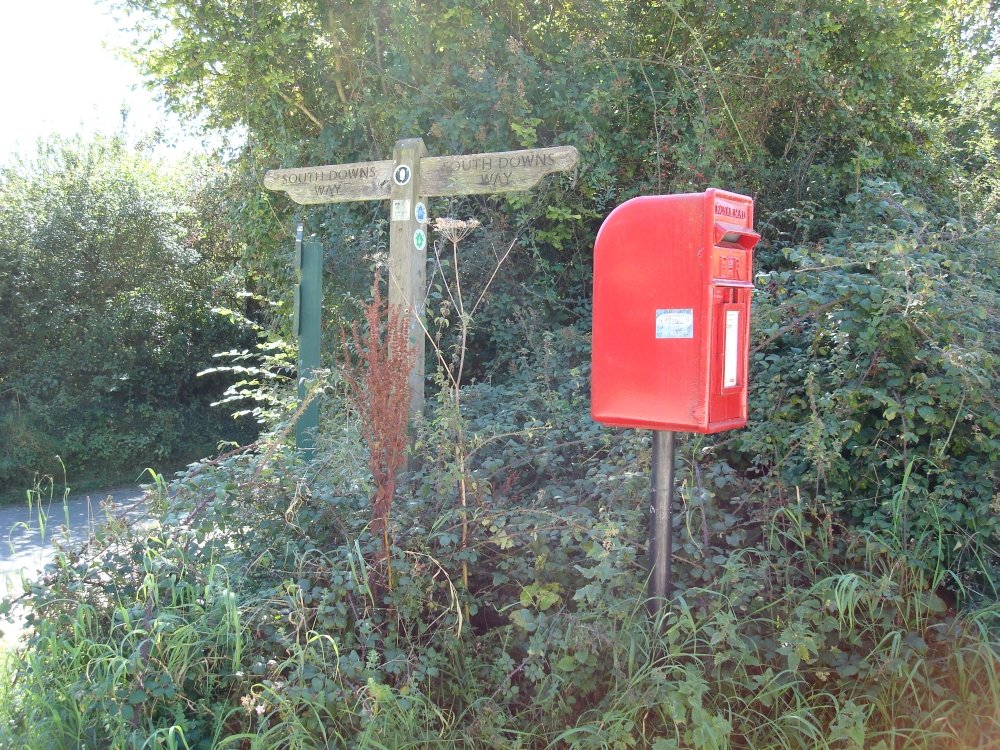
[1,189,997,747]
[1,322,997,748]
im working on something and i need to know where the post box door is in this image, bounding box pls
[708,284,751,428]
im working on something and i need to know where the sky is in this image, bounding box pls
[0,1,201,162]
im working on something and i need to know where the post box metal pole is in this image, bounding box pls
[648,429,675,615]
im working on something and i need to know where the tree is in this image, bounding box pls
[111,0,987,297]
[0,134,253,491]
[108,0,998,592]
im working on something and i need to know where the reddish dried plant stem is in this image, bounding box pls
[340,273,415,588]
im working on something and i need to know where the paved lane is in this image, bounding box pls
[0,487,146,648]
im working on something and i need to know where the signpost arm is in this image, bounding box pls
[648,430,676,616]
[296,234,323,453]
[388,137,428,420]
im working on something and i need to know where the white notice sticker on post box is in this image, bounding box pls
[655,309,694,339]
[724,309,740,387]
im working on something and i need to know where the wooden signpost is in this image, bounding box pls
[266,138,579,430]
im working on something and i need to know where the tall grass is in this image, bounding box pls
[0,527,254,748]
[1,448,997,749]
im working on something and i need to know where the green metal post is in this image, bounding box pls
[295,226,323,453]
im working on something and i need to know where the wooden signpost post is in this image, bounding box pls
[266,138,578,432]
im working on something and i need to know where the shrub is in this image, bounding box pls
[0,135,256,492]
[742,180,999,602]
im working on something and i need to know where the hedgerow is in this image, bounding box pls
[2,245,996,746]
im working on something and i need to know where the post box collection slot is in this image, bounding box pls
[713,222,760,250]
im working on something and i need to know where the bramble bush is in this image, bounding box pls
[743,180,999,603]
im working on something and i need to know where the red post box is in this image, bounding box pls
[591,189,759,433]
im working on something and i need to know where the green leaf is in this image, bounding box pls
[556,655,577,671]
